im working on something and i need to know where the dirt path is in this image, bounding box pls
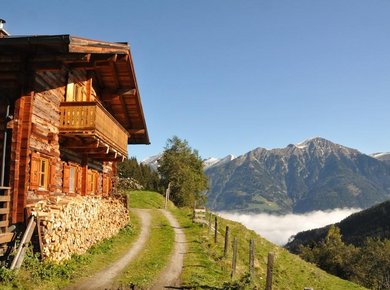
[68,209,151,290]
[150,209,187,289]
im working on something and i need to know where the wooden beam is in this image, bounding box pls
[128,129,145,134]
[93,54,117,63]
[0,73,19,81]
[117,54,129,62]
[0,64,22,72]
[0,55,23,63]
[29,53,91,63]
[68,147,108,154]
[60,139,100,149]
[110,62,120,89]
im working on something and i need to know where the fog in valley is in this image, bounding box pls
[219,208,361,246]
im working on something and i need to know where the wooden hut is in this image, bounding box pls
[0,25,149,248]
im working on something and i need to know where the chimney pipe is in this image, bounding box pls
[0,19,10,37]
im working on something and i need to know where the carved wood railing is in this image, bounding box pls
[59,102,129,156]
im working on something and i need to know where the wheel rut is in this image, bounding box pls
[68,209,151,290]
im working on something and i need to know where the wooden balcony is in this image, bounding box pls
[59,102,129,158]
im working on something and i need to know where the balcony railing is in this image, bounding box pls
[59,102,129,157]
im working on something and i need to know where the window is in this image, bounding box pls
[38,158,49,190]
[30,152,54,191]
[63,164,80,194]
[65,78,93,102]
[66,82,85,101]
[69,167,76,193]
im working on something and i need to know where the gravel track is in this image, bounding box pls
[68,209,151,290]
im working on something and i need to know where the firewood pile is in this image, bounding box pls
[27,195,129,263]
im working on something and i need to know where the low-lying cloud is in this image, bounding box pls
[219,208,361,246]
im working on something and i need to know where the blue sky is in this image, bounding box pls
[2,1,390,161]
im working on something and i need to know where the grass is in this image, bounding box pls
[128,190,174,209]
[116,209,175,288]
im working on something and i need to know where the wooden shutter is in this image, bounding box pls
[108,176,112,194]
[49,158,57,192]
[102,175,107,195]
[30,153,40,190]
[63,164,70,193]
[76,167,82,194]
[95,172,101,195]
[87,171,93,193]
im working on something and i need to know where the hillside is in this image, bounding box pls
[286,199,390,252]
[206,137,390,213]
[130,192,364,289]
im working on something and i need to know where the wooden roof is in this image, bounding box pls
[0,35,149,144]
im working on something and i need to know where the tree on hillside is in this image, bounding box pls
[298,225,357,279]
[158,136,208,207]
[118,157,161,192]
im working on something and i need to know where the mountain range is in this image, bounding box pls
[205,137,390,214]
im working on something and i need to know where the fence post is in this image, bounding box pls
[266,252,274,290]
[249,239,254,276]
[214,216,218,243]
[224,226,229,257]
[208,212,212,234]
[164,182,171,209]
[231,237,238,278]
[192,201,196,222]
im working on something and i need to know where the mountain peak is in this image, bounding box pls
[204,154,236,170]
[294,137,359,155]
[295,137,331,148]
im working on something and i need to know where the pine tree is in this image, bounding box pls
[117,157,161,192]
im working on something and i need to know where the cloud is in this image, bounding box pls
[219,208,361,246]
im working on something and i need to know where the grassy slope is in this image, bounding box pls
[130,191,365,289]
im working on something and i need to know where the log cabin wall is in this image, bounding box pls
[25,68,116,219]
[29,70,66,201]
[0,96,13,187]
[0,98,6,182]
[10,93,34,223]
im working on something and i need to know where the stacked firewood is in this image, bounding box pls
[28,195,129,263]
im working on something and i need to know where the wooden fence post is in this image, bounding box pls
[224,226,229,257]
[214,216,218,243]
[249,239,254,276]
[231,237,238,278]
[208,212,212,234]
[192,201,196,223]
[164,182,171,209]
[266,252,274,290]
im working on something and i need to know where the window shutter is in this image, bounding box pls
[87,171,93,193]
[95,172,101,195]
[102,175,107,195]
[76,167,82,194]
[63,164,70,193]
[108,176,112,194]
[49,158,57,191]
[30,153,40,190]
